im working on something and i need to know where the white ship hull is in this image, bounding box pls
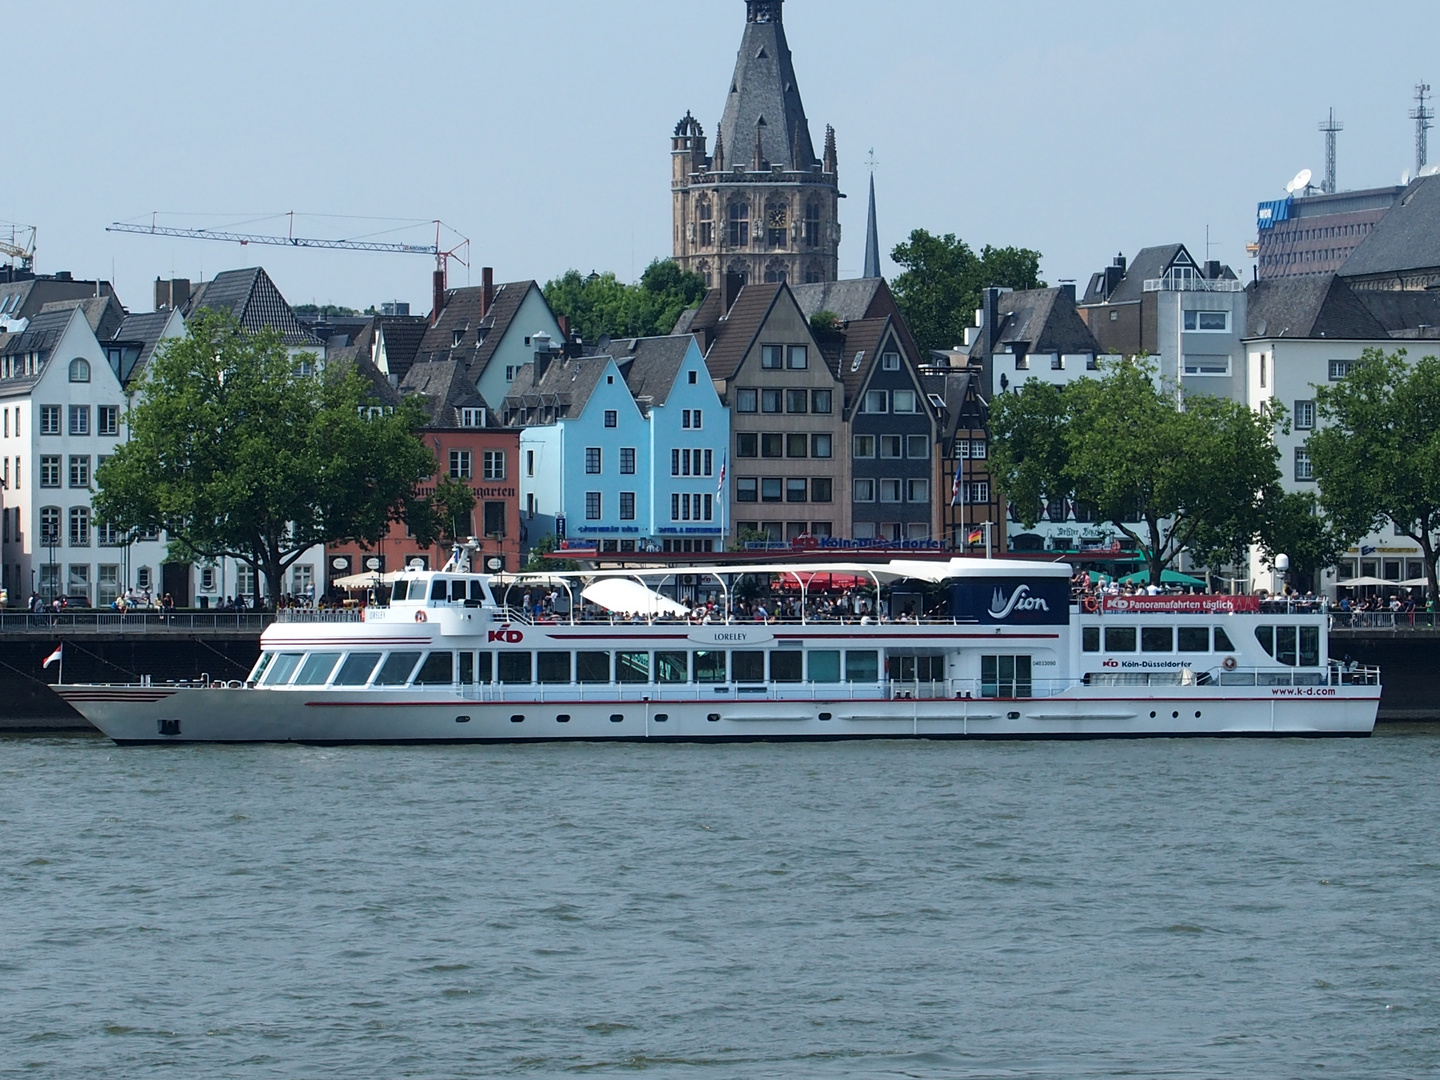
[57,683,1379,743]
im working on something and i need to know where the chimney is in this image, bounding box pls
[481,267,494,319]
[723,271,746,314]
[153,277,191,312]
[1059,281,1076,306]
[1204,259,1222,280]
[531,331,554,387]
[1103,252,1126,300]
[557,314,571,341]
[431,269,446,327]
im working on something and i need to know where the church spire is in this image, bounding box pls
[863,171,881,279]
[721,0,815,170]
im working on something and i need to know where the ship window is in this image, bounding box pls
[415,651,455,685]
[374,651,423,686]
[576,651,610,683]
[391,580,410,602]
[845,650,879,682]
[261,652,303,685]
[694,650,726,683]
[1300,626,1320,666]
[459,652,474,684]
[655,651,688,683]
[470,580,487,603]
[498,652,532,684]
[1104,627,1136,652]
[1274,626,1298,666]
[981,655,1032,699]
[732,651,765,682]
[537,652,572,684]
[249,653,275,683]
[1177,627,1209,652]
[476,652,493,683]
[334,652,382,686]
[807,650,840,683]
[430,578,448,601]
[894,656,945,682]
[1213,627,1236,651]
[1254,626,1274,657]
[1082,627,1100,652]
[770,651,803,683]
[450,580,468,603]
[616,651,650,683]
[1140,627,1173,652]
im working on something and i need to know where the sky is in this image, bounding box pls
[5,0,1439,315]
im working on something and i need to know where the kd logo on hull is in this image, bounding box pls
[489,629,524,644]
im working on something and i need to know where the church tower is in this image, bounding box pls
[671,0,841,288]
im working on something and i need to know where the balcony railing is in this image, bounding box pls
[1142,276,1244,293]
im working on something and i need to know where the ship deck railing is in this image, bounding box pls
[0,612,274,634]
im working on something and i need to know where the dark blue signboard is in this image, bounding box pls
[950,577,1070,626]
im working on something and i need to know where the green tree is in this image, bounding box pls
[990,359,1283,584]
[890,229,1044,354]
[544,259,708,342]
[405,477,478,554]
[522,533,579,573]
[1309,347,1440,597]
[93,309,436,601]
[1256,488,1350,589]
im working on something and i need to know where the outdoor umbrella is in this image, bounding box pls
[1118,569,1207,587]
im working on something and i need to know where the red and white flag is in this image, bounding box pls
[42,643,63,669]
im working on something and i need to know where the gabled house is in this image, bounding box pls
[970,284,1102,398]
[505,334,727,554]
[921,359,1004,554]
[184,267,324,362]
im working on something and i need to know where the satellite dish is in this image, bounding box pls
[1402,169,1412,185]
[1421,164,1440,178]
[1285,168,1313,194]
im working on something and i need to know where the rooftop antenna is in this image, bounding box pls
[1285,168,1313,196]
[1319,107,1343,193]
[1411,82,1433,175]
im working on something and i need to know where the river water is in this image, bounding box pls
[1,731,1437,1079]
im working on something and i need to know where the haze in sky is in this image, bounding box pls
[6,0,1438,316]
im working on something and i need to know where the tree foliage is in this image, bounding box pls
[990,359,1283,584]
[543,259,708,342]
[890,229,1045,354]
[93,309,436,600]
[405,477,478,553]
[1255,489,1350,587]
[1309,347,1440,597]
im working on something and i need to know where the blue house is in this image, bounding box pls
[505,335,729,555]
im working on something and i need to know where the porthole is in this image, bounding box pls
[455,715,471,724]
[818,712,832,721]
[1195,711,1202,718]
[556,714,571,723]
[654,713,669,723]
[610,713,624,723]
[707,713,720,722]
[1007,711,1021,720]
[510,714,525,724]
[1150,711,1157,718]
[1172,711,1179,718]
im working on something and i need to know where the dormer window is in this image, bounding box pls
[460,407,485,428]
[452,329,464,347]
[69,358,90,382]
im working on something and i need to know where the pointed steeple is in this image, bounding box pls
[863,172,881,279]
[754,118,767,170]
[720,0,816,171]
[823,124,837,175]
[712,128,725,171]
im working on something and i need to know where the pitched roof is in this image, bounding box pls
[834,317,891,414]
[605,335,694,409]
[417,280,547,372]
[502,355,612,420]
[1244,275,1389,339]
[790,277,885,322]
[1090,244,1185,305]
[184,267,322,348]
[1340,174,1440,279]
[971,286,1101,359]
[1354,289,1440,338]
[698,282,785,381]
[39,295,126,340]
[399,357,490,427]
[109,310,176,382]
[718,1,819,171]
[0,307,82,396]
[921,365,989,442]
[327,345,404,407]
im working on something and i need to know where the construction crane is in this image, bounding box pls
[0,223,36,271]
[106,212,470,300]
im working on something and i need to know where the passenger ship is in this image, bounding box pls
[57,545,1381,744]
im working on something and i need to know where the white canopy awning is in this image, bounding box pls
[331,570,405,589]
[580,578,691,617]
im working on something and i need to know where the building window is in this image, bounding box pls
[785,389,808,413]
[737,477,758,502]
[760,433,783,458]
[966,480,990,503]
[811,434,831,458]
[812,389,832,414]
[736,432,758,457]
[880,435,902,459]
[620,492,636,520]
[882,352,900,371]
[864,390,887,414]
[69,455,90,488]
[786,433,808,458]
[1183,355,1230,376]
[585,447,602,474]
[682,409,702,429]
[787,346,807,370]
[761,345,783,370]
[40,405,60,435]
[602,410,618,428]
[505,365,516,382]
[482,450,505,480]
[697,198,714,247]
[98,405,119,436]
[69,358,91,382]
[737,388,758,412]
[811,477,833,502]
[907,435,930,459]
[1295,448,1315,481]
[460,407,485,428]
[526,449,535,476]
[957,438,987,459]
[138,565,155,591]
[40,455,60,488]
[1183,310,1230,332]
[69,406,89,436]
[853,479,875,502]
[98,564,121,606]
[620,447,636,474]
[1329,359,1354,381]
[907,479,930,503]
[760,389,782,414]
[688,370,698,385]
[892,389,917,413]
[449,449,472,479]
[786,478,808,502]
[585,492,602,519]
[728,202,750,247]
[1294,400,1316,429]
[40,506,60,546]
[878,479,902,503]
[804,202,821,247]
[853,435,875,458]
[761,478,783,502]
[97,521,122,546]
[69,506,90,546]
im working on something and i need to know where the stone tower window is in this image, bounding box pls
[805,260,824,285]
[728,201,750,247]
[764,258,788,284]
[804,202,821,247]
[697,198,714,247]
[766,202,788,248]
[697,259,713,288]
